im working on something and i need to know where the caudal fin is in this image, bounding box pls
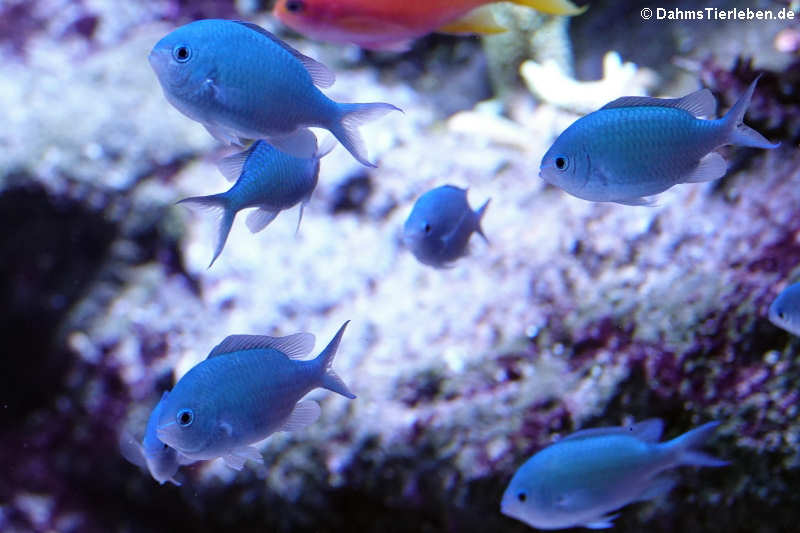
[508,0,588,16]
[316,321,356,399]
[474,198,490,244]
[664,421,728,468]
[177,194,235,268]
[724,75,780,149]
[331,102,401,167]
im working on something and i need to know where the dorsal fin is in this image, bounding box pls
[601,89,716,118]
[560,419,664,443]
[216,144,257,182]
[235,21,336,88]
[208,332,315,359]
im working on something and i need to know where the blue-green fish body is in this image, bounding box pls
[157,322,354,470]
[769,281,800,336]
[540,77,778,205]
[178,136,333,267]
[403,185,489,268]
[149,19,399,166]
[119,391,184,486]
[501,420,726,530]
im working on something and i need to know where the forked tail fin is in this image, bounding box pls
[316,321,356,399]
[177,194,235,268]
[331,102,401,167]
[724,75,780,149]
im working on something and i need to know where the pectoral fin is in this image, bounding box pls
[118,430,147,468]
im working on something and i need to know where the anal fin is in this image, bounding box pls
[279,400,321,432]
[267,128,318,159]
[683,152,727,183]
[615,196,658,207]
[246,207,279,233]
[636,475,677,502]
[584,513,620,529]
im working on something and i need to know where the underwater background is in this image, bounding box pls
[1,0,800,532]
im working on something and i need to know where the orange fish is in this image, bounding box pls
[274,0,587,51]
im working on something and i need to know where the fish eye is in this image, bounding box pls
[177,408,194,427]
[286,0,305,12]
[162,443,169,450]
[172,45,191,63]
[424,223,432,234]
[554,156,568,171]
[517,491,527,502]
[779,311,786,319]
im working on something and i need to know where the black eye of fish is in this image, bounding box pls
[177,409,194,427]
[173,45,191,63]
[286,0,305,12]
[424,223,432,234]
[555,157,567,170]
[162,443,169,449]
[517,492,527,502]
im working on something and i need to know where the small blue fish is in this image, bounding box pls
[501,420,727,530]
[179,136,334,267]
[540,77,779,205]
[769,281,800,336]
[157,322,355,470]
[149,19,400,166]
[119,391,188,486]
[403,185,489,268]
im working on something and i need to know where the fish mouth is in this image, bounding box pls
[148,48,170,70]
[538,169,553,185]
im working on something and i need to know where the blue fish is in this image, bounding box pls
[178,136,334,267]
[119,391,188,486]
[769,281,800,336]
[501,420,727,530]
[157,322,355,470]
[149,19,399,167]
[540,76,779,205]
[403,185,489,268]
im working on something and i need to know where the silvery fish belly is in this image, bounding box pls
[148,19,399,166]
[539,77,778,206]
[501,420,727,530]
[156,323,355,471]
